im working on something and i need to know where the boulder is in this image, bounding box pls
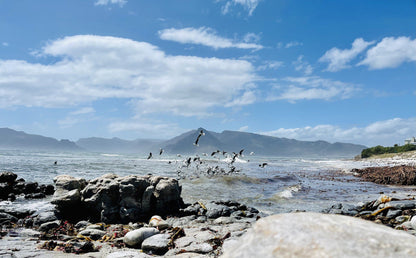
[0,171,17,184]
[141,233,170,255]
[123,227,159,248]
[54,174,184,223]
[53,175,86,193]
[222,212,416,258]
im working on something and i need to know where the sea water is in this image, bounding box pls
[0,150,415,216]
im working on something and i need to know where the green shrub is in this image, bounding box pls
[361,144,416,158]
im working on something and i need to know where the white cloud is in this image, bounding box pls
[267,76,358,103]
[238,125,249,131]
[260,117,416,147]
[108,119,183,139]
[225,90,256,107]
[220,0,261,16]
[358,36,416,70]
[257,60,284,71]
[285,41,303,48]
[319,38,375,72]
[94,0,127,7]
[293,55,313,75]
[70,107,95,115]
[59,107,96,128]
[158,27,263,50]
[0,35,257,118]
[2,42,9,47]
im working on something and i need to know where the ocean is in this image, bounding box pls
[0,150,414,216]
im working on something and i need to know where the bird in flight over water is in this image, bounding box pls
[147,152,153,160]
[259,163,268,168]
[159,148,164,155]
[193,129,205,146]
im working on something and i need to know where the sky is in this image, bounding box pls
[0,0,415,147]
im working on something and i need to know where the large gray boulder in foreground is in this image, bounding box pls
[222,212,416,258]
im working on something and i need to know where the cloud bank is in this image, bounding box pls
[0,35,257,118]
[261,117,416,147]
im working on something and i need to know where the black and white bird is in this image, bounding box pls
[193,129,205,146]
[147,152,153,160]
[238,149,244,156]
[259,162,268,168]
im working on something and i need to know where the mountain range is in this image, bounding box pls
[0,127,366,157]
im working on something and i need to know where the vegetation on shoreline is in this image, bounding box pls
[361,144,416,158]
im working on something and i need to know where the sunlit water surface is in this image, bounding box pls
[1,150,415,215]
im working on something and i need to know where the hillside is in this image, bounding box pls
[0,128,81,151]
[160,128,366,157]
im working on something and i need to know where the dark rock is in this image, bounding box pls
[205,202,232,219]
[78,228,107,241]
[386,209,402,219]
[39,184,55,195]
[0,171,17,184]
[386,200,416,210]
[23,182,39,194]
[75,220,91,229]
[39,220,60,232]
[0,183,12,200]
[0,212,18,224]
[7,193,16,201]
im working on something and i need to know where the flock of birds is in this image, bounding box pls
[145,129,268,179]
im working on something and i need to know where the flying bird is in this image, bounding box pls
[259,163,268,168]
[159,148,164,155]
[147,152,153,160]
[211,150,220,156]
[193,129,205,146]
[239,149,244,156]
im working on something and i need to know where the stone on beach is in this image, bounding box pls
[141,233,170,255]
[222,212,416,258]
[52,174,184,223]
[123,227,160,248]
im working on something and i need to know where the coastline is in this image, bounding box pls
[1,154,416,257]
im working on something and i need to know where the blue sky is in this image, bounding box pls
[0,0,415,147]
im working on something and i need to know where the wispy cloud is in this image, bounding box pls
[293,55,313,75]
[94,0,127,7]
[277,41,303,49]
[358,36,416,70]
[319,38,375,72]
[260,117,416,146]
[257,60,284,71]
[220,0,261,16]
[59,107,96,128]
[2,42,9,47]
[158,27,263,50]
[0,35,257,119]
[267,76,359,103]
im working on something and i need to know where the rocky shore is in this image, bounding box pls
[0,172,259,257]
[352,165,416,185]
[2,162,416,257]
